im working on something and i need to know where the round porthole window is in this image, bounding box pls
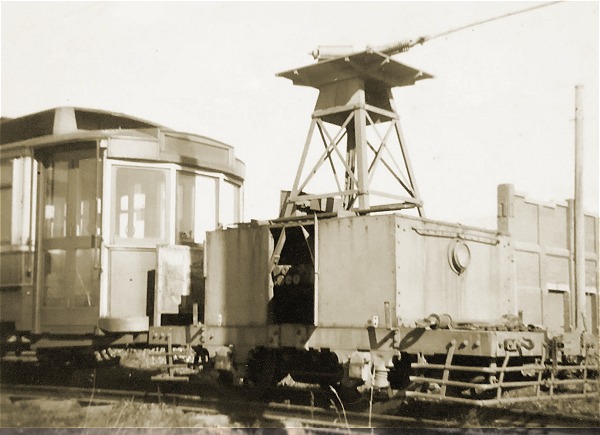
[448,239,471,275]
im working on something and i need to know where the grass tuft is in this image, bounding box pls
[0,395,235,428]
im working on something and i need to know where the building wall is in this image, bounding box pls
[498,184,599,334]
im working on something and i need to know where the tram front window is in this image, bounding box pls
[112,166,168,245]
[176,172,217,244]
[220,180,240,227]
[177,172,196,244]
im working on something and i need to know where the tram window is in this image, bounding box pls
[44,160,69,239]
[44,249,67,304]
[196,175,217,243]
[220,180,240,227]
[177,172,195,243]
[73,248,98,307]
[112,167,168,245]
[176,172,217,244]
[0,160,12,245]
[76,158,97,236]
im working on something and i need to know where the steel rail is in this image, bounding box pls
[0,384,447,428]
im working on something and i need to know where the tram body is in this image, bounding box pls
[0,107,244,343]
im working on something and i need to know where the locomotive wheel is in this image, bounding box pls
[217,370,235,385]
[246,347,279,390]
[389,354,412,390]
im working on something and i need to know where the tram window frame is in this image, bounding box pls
[0,159,13,246]
[0,157,31,248]
[111,165,170,247]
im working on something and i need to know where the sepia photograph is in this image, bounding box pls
[0,0,598,430]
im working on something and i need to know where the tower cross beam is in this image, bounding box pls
[295,113,355,194]
[365,115,414,194]
[316,118,360,186]
[366,118,395,183]
[366,141,414,196]
[316,121,344,193]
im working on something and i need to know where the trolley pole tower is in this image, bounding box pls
[277,47,432,218]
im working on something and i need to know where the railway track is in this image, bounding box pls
[2,382,598,428]
[1,383,449,428]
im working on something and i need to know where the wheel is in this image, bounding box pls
[246,347,279,400]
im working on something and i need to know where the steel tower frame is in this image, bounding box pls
[277,50,432,218]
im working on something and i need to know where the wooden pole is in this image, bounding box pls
[574,85,587,331]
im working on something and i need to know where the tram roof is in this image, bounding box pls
[2,107,205,145]
[0,107,245,181]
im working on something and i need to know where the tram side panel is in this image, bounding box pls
[0,253,34,331]
[0,155,35,335]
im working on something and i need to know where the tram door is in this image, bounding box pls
[37,147,100,333]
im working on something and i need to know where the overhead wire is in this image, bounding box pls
[414,1,565,48]
[314,2,565,59]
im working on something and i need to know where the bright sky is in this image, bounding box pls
[1,1,598,228]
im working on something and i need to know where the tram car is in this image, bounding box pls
[201,47,599,404]
[0,107,244,364]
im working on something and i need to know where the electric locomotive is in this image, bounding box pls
[200,47,599,404]
[0,107,244,366]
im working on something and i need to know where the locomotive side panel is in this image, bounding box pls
[205,226,271,327]
[395,216,513,324]
[317,214,397,328]
[203,225,272,362]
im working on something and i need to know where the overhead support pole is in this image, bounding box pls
[574,85,587,331]
[277,50,431,217]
